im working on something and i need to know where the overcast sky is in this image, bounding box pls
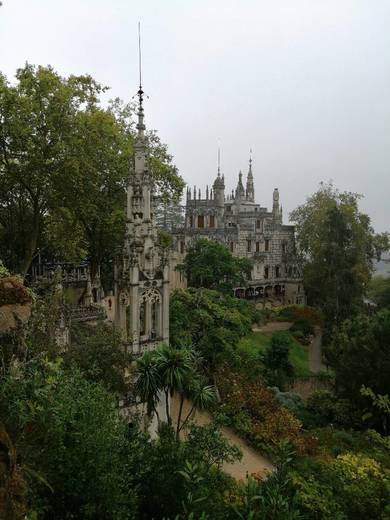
[1,0,389,231]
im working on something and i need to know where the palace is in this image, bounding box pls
[170,155,305,305]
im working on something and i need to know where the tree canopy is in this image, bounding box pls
[170,287,257,370]
[290,182,389,328]
[179,238,253,294]
[325,309,390,432]
[0,64,184,278]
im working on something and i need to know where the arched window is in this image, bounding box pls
[151,301,158,337]
[140,301,146,335]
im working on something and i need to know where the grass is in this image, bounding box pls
[237,330,311,377]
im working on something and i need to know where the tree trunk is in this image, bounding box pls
[165,389,171,425]
[176,394,185,440]
[179,404,195,433]
[20,206,41,278]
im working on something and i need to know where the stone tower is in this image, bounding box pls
[272,187,282,224]
[213,149,225,227]
[115,84,170,355]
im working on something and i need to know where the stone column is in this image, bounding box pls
[162,264,170,343]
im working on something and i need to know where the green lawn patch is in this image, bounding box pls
[237,331,270,359]
[238,330,311,376]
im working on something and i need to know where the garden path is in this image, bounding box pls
[171,395,274,481]
[252,321,292,333]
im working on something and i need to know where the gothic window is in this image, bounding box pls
[180,241,185,254]
[189,215,193,227]
[230,242,234,252]
[247,240,251,252]
[209,215,215,228]
[265,239,270,252]
[151,301,158,337]
[275,265,280,278]
[264,266,269,279]
[256,219,260,229]
[140,301,146,335]
[256,241,260,252]
[198,215,204,228]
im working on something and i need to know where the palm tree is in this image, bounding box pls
[135,345,216,439]
[154,345,194,426]
[178,377,216,436]
[134,351,161,422]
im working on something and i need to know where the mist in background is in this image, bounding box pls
[1,0,389,231]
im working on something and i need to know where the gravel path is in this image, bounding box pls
[252,321,292,333]
[171,396,273,481]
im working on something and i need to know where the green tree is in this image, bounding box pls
[170,288,256,370]
[135,344,216,439]
[367,276,390,309]
[0,64,184,278]
[136,423,239,520]
[263,332,294,389]
[326,309,390,432]
[64,321,132,395]
[0,359,138,519]
[179,238,252,294]
[290,182,389,328]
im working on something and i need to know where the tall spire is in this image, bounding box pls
[213,141,225,192]
[217,144,221,178]
[246,148,255,202]
[136,22,145,138]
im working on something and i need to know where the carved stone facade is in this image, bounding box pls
[114,87,170,356]
[171,156,305,305]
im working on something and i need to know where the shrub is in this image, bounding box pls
[263,332,294,389]
[215,365,307,455]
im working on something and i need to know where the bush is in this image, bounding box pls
[271,388,305,417]
[0,360,138,519]
[263,332,294,389]
[306,390,360,429]
[216,365,307,456]
[292,452,390,520]
[290,318,314,337]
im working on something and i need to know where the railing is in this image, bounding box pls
[65,305,106,322]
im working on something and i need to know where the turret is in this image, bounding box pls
[246,151,255,202]
[235,171,245,200]
[213,148,225,208]
[272,188,282,223]
[212,148,225,225]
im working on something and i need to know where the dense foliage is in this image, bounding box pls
[179,238,253,293]
[0,64,184,278]
[368,276,390,309]
[290,182,389,329]
[0,359,138,519]
[170,287,257,369]
[325,309,390,433]
[263,331,294,389]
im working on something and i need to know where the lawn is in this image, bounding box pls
[237,330,311,377]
